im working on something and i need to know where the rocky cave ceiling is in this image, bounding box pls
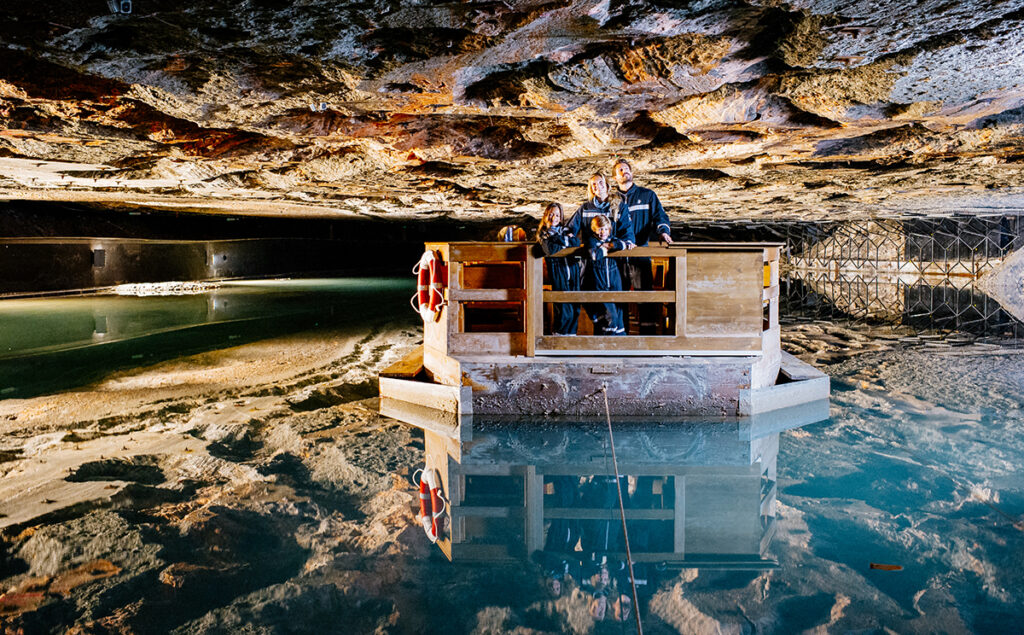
[2,0,1024,224]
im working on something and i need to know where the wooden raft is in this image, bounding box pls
[422,241,781,358]
[381,241,802,427]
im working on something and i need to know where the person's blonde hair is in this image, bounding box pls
[591,214,611,235]
[587,173,608,202]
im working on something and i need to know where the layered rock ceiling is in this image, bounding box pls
[3,0,1024,222]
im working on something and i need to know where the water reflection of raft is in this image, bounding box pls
[416,400,829,565]
[379,241,830,442]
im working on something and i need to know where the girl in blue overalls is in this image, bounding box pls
[585,215,627,335]
[536,202,581,335]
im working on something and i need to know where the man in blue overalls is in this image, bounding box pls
[612,159,672,335]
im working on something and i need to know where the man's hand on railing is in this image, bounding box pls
[659,232,673,246]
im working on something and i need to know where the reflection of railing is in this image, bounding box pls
[423,242,782,358]
[419,423,789,566]
[783,271,1024,337]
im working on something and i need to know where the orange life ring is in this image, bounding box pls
[411,250,446,322]
[414,468,430,523]
[428,255,447,317]
[410,251,443,322]
[414,467,447,543]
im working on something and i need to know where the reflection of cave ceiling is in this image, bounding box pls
[2,0,1024,222]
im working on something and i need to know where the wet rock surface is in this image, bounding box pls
[0,325,441,633]
[1,1,1023,221]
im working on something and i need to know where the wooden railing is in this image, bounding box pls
[423,242,781,358]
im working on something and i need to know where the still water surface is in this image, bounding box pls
[0,278,415,398]
[1,275,1022,632]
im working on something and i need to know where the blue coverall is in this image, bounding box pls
[616,184,671,333]
[537,225,581,335]
[584,233,627,335]
[566,199,634,333]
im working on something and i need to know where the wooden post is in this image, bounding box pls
[524,467,544,554]
[674,251,687,337]
[526,248,543,357]
[673,475,686,554]
[449,261,462,353]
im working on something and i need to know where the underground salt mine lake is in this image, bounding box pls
[1,220,1023,633]
[4,0,1024,630]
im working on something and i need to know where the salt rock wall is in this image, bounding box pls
[1,0,1024,221]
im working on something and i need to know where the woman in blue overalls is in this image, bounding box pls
[536,202,580,335]
[566,174,633,335]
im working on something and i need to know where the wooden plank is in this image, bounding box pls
[423,306,448,355]
[675,253,686,337]
[461,262,523,290]
[449,332,527,356]
[447,243,528,262]
[379,397,458,435]
[453,464,519,476]
[546,243,783,259]
[543,290,675,303]
[739,375,829,415]
[381,396,459,438]
[685,251,763,337]
[779,351,828,381]
[379,376,461,412]
[453,506,526,519]
[424,243,452,263]
[536,464,761,476]
[448,271,462,358]
[535,334,762,353]
[378,345,423,379]
[423,345,461,386]
[449,544,512,560]
[544,508,674,520]
[762,285,779,302]
[450,288,526,302]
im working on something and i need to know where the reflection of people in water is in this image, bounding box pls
[589,588,608,620]
[536,547,660,623]
[579,475,625,552]
[544,475,581,552]
[612,592,633,622]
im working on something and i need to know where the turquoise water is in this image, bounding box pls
[0,278,415,398]
[416,341,1024,633]
[3,276,1023,632]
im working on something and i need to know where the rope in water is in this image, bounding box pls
[601,384,643,635]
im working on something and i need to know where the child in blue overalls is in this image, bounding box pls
[536,202,581,335]
[585,214,627,335]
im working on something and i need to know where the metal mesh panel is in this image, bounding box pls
[674,215,1024,338]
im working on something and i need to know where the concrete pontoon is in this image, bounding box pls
[379,241,829,442]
